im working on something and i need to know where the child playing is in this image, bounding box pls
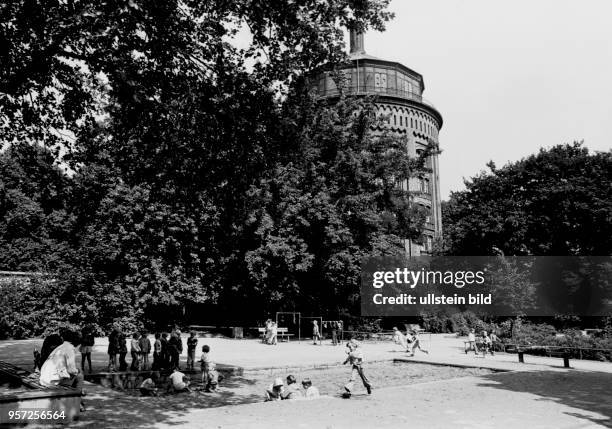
[167,368,190,393]
[204,361,221,392]
[130,332,141,371]
[138,331,151,370]
[482,331,494,356]
[302,378,320,399]
[466,328,478,355]
[342,338,371,397]
[490,331,499,354]
[392,327,408,351]
[281,375,303,400]
[152,333,162,370]
[200,344,211,385]
[79,325,95,374]
[139,372,159,396]
[407,330,429,356]
[269,322,278,345]
[160,332,169,369]
[186,331,198,371]
[312,320,321,345]
[264,378,284,401]
[264,319,273,344]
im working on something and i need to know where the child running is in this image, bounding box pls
[342,338,371,397]
[407,330,429,356]
[392,327,408,351]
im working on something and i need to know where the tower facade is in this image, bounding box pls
[311,31,443,255]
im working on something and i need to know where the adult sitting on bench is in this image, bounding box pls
[40,329,85,412]
[34,333,64,372]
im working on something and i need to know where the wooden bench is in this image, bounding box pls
[508,345,571,368]
[0,361,82,424]
[187,325,216,333]
[547,349,571,368]
[188,325,244,338]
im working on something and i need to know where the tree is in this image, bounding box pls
[2,1,405,331]
[0,143,75,271]
[442,143,612,256]
[239,92,433,317]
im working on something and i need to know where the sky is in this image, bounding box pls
[362,0,612,199]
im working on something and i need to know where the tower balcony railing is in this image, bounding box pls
[316,84,438,110]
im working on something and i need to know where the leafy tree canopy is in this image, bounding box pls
[442,143,612,256]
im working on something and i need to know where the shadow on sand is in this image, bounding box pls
[476,369,612,428]
[72,373,262,428]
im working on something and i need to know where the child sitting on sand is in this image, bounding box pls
[167,368,191,393]
[265,377,284,401]
[302,378,320,399]
[139,372,160,396]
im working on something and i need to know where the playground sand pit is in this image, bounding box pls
[108,361,495,408]
[73,361,496,427]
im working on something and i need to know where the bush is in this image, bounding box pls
[499,323,612,362]
[418,311,491,335]
[513,322,557,345]
[0,277,141,339]
[419,312,451,333]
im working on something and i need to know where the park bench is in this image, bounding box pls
[257,327,294,342]
[188,325,216,333]
[0,361,82,424]
[506,345,571,368]
[188,325,244,338]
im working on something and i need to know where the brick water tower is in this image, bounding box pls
[312,31,443,255]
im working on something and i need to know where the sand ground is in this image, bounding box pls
[1,334,611,428]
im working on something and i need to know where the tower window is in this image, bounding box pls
[374,73,387,91]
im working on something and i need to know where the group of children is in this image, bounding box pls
[265,375,321,401]
[107,328,197,373]
[466,328,498,356]
[311,320,344,345]
[392,327,429,356]
[264,336,372,401]
[138,338,222,396]
[263,319,279,345]
[129,332,152,370]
